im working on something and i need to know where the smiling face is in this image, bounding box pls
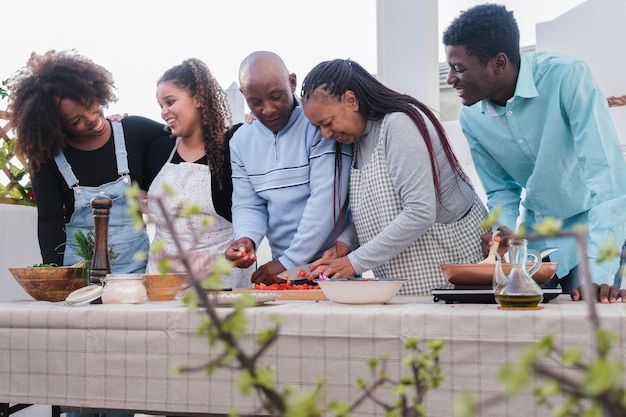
[156,80,201,139]
[239,67,296,133]
[58,98,109,140]
[302,88,367,144]
[445,45,499,107]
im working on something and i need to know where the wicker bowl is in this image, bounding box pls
[9,266,88,302]
[143,273,187,301]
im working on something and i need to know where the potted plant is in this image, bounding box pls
[0,80,35,206]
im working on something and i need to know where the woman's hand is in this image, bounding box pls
[245,113,256,124]
[107,113,128,122]
[311,242,348,268]
[311,256,356,279]
[310,241,354,278]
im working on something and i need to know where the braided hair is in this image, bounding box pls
[158,58,232,188]
[9,49,117,172]
[301,59,470,203]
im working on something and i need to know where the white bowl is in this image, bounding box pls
[315,278,405,304]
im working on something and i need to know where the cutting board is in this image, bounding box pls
[233,288,327,301]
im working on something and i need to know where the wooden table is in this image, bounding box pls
[1,295,625,417]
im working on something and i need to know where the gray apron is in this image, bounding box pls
[350,115,487,295]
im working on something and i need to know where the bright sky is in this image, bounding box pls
[1,0,585,122]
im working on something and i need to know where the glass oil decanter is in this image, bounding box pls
[494,238,544,308]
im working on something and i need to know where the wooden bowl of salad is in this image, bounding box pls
[9,265,88,302]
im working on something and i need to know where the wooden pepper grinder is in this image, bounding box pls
[90,196,112,284]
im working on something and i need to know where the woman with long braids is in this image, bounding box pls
[303,59,488,295]
[146,58,253,288]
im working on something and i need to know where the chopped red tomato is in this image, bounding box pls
[255,282,318,290]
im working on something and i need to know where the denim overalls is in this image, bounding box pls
[54,121,149,273]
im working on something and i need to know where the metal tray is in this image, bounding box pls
[431,288,562,304]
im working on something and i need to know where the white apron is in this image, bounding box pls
[146,138,253,289]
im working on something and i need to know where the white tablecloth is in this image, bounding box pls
[1,295,624,416]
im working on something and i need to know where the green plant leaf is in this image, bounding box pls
[596,328,617,357]
[532,217,563,236]
[499,364,532,396]
[480,206,501,229]
[72,229,94,261]
[582,359,622,396]
[596,239,619,263]
[453,391,476,417]
[561,348,583,367]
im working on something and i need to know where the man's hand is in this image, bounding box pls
[570,283,626,303]
[480,226,513,258]
[250,260,286,285]
[225,238,256,268]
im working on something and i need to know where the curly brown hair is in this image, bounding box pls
[158,58,232,187]
[8,49,117,172]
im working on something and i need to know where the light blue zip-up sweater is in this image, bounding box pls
[230,101,352,270]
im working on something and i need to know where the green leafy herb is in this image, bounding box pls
[73,229,95,261]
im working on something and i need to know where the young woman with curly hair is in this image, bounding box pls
[8,49,169,274]
[146,58,253,289]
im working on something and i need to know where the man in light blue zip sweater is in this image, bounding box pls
[225,51,352,285]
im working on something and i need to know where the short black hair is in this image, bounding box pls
[442,3,520,66]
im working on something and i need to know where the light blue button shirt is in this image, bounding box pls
[460,52,626,283]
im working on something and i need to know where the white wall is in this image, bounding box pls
[536,0,626,97]
[0,205,41,301]
[376,0,440,112]
[225,81,245,125]
[442,121,487,204]
[536,0,626,151]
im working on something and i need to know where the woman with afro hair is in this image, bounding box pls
[9,49,170,273]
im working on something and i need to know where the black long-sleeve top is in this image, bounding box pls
[32,116,170,265]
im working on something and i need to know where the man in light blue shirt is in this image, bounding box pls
[443,4,626,301]
[225,51,351,285]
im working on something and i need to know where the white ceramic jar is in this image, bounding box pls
[101,274,147,304]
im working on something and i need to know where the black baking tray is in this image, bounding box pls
[432,288,562,304]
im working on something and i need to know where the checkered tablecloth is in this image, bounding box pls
[1,295,624,416]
